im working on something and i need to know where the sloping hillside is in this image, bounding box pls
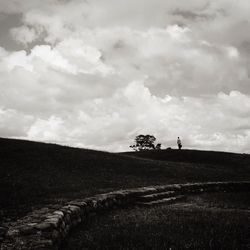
[1,137,250,209]
[123,149,250,167]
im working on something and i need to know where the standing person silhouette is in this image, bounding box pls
[177,137,182,150]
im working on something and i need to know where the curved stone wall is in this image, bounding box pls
[1,181,250,250]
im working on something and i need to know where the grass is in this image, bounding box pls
[123,148,250,170]
[186,191,250,210]
[62,192,250,250]
[1,137,250,220]
[1,138,250,248]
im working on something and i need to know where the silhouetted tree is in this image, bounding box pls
[130,134,157,151]
[155,143,161,150]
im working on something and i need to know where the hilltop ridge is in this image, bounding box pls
[122,148,250,167]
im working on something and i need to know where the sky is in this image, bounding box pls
[0,0,250,153]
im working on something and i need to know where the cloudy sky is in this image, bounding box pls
[0,0,250,153]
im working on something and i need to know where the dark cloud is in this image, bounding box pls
[172,9,213,21]
[0,13,23,50]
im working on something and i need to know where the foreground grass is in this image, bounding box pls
[62,192,250,250]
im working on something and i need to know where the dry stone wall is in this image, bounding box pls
[1,181,250,250]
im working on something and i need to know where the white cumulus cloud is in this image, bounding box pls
[0,0,250,153]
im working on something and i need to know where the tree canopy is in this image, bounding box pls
[130,134,161,151]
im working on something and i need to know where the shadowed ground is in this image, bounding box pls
[62,191,250,250]
[1,138,250,249]
[1,137,250,221]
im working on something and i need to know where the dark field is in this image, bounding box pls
[1,137,250,220]
[62,192,250,250]
[1,138,250,249]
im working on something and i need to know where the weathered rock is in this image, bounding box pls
[44,218,60,228]
[35,222,53,231]
[6,229,19,238]
[53,211,64,217]
[19,225,36,235]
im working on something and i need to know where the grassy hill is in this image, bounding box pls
[123,148,250,167]
[1,137,250,212]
